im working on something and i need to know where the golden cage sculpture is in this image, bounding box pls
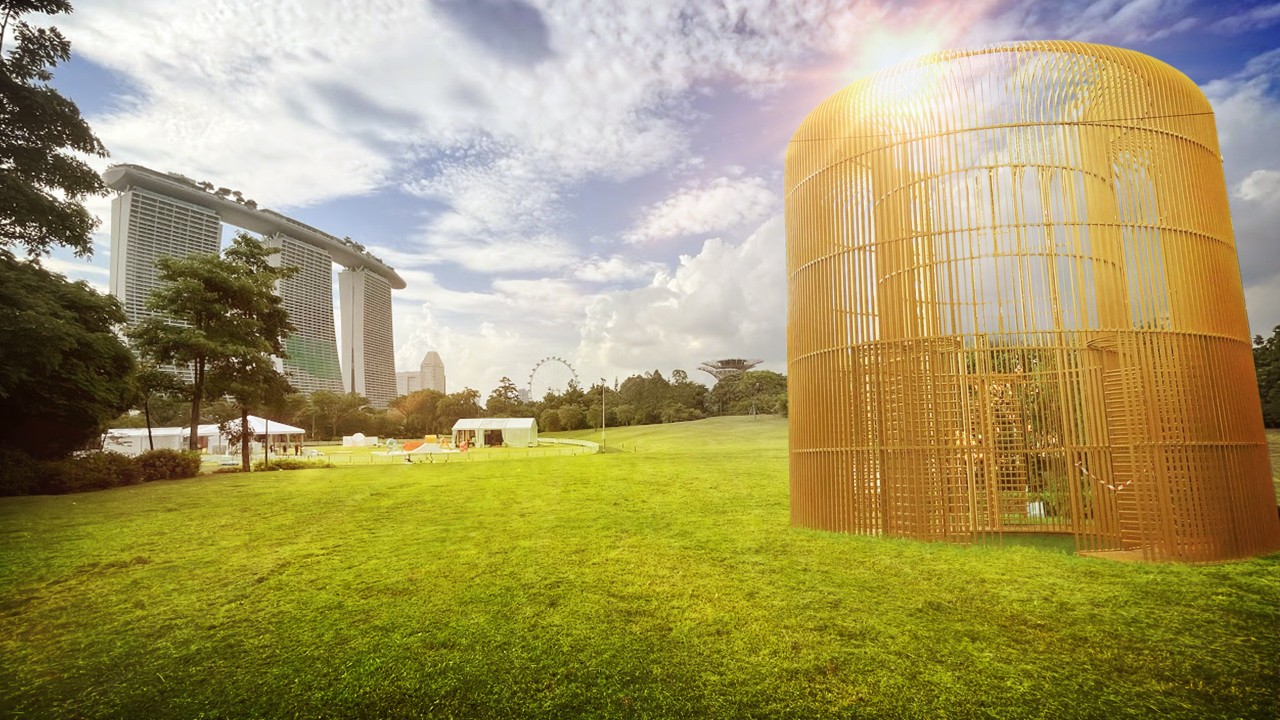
[784,41,1280,561]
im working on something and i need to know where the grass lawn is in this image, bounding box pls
[199,438,592,473]
[1,416,1277,719]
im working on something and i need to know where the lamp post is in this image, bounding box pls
[600,378,607,448]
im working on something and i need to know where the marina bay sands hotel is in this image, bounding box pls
[103,164,404,408]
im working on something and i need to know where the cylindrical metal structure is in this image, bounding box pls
[785,41,1280,561]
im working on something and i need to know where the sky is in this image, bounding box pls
[39,0,1280,399]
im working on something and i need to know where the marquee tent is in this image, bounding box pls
[451,418,538,448]
[103,416,306,456]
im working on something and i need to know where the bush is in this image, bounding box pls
[135,449,201,482]
[48,452,140,494]
[0,448,45,496]
[252,458,331,472]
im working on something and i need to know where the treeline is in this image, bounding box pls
[113,369,786,440]
[445,368,783,430]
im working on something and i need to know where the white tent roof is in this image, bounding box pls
[197,415,306,436]
[452,417,536,431]
[104,426,186,438]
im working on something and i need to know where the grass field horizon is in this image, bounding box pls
[2,416,1277,718]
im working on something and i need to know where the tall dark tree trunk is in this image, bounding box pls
[145,397,154,451]
[240,405,251,472]
[189,360,204,451]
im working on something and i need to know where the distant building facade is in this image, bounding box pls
[109,188,221,326]
[104,164,404,407]
[267,234,344,394]
[396,351,446,397]
[339,268,397,408]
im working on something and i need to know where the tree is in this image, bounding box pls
[129,232,295,450]
[129,361,184,452]
[436,388,482,435]
[307,391,369,440]
[1254,327,1280,427]
[557,404,586,431]
[206,237,295,470]
[1,0,108,258]
[709,370,787,416]
[0,255,135,458]
[392,389,444,438]
[0,2,133,460]
[486,376,525,417]
[211,354,295,472]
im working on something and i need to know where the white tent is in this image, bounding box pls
[451,418,538,448]
[102,426,187,455]
[207,416,307,455]
[102,415,306,457]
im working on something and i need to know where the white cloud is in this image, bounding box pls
[578,214,787,378]
[625,175,778,243]
[393,296,588,397]
[1236,169,1280,203]
[1203,49,1280,336]
[55,0,1280,391]
[40,257,109,278]
[574,256,664,284]
[1211,2,1280,34]
[983,0,1202,44]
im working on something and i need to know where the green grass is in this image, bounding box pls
[1,416,1277,719]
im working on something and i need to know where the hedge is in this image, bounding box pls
[0,448,202,497]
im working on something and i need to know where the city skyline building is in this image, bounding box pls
[396,351,447,397]
[266,234,344,395]
[109,187,221,327]
[103,164,404,407]
[339,267,397,408]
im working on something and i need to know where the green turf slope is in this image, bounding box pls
[1,416,1276,719]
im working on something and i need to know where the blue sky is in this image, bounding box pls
[42,0,1280,397]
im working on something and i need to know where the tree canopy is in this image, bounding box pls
[485,377,527,418]
[0,255,134,458]
[1,0,108,257]
[1254,327,1280,428]
[129,232,296,450]
[0,3,134,459]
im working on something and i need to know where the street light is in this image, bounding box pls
[600,378,607,448]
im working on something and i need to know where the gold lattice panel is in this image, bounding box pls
[785,41,1280,561]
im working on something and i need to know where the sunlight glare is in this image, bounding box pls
[850,27,946,81]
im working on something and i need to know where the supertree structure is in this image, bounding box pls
[698,358,763,382]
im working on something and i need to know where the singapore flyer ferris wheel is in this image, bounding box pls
[528,356,580,400]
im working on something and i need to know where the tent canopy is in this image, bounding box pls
[452,418,536,432]
[199,416,306,436]
[451,417,538,448]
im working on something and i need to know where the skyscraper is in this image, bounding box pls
[104,164,404,407]
[339,267,397,408]
[420,351,446,393]
[396,351,447,397]
[109,188,220,326]
[267,234,344,394]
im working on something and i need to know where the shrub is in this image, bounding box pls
[0,448,45,496]
[135,449,201,482]
[48,452,140,494]
[252,458,331,472]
